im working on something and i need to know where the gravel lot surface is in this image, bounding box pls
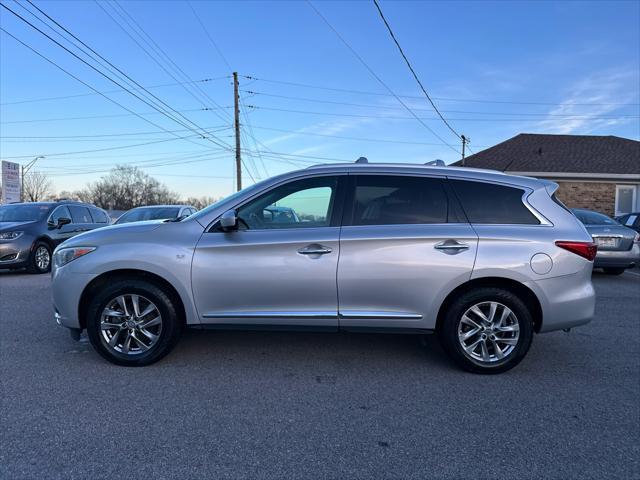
[1,269,639,479]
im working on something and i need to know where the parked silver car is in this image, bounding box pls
[52,162,597,373]
[572,208,640,275]
[114,205,197,225]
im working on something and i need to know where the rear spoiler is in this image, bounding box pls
[542,180,559,196]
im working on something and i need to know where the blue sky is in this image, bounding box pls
[1,0,639,199]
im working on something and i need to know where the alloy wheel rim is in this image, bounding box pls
[457,301,520,364]
[35,246,50,271]
[100,294,162,355]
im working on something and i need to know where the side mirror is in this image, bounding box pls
[57,217,71,229]
[219,210,237,231]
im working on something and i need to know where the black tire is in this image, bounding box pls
[27,241,51,274]
[602,267,625,275]
[86,279,182,366]
[438,287,534,374]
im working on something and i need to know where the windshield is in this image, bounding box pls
[572,209,619,226]
[115,207,180,224]
[0,204,51,222]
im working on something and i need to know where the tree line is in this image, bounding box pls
[1,165,219,210]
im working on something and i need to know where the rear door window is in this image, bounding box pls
[349,175,449,226]
[90,208,109,224]
[68,205,93,223]
[449,179,540,225]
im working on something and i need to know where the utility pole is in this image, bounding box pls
[460,135,469,166]
[21,155,45,202]
[233,72,242,191]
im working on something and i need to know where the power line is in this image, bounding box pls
[0,126,230,139]
[0,4,230,151]
[306,1,460,155]
[186,1,232,70]
[247,125,493,147]
[0,27,223,155]
[245,105,638,122]
[0,108,213,124]
[0,77,228,106]
[372,0,461,140]
[240,90,639,118]
[0,135,203,160]
[44,151,231,175]
[19,0,230,148]
[109,0,233,125]
[242,75,640,107]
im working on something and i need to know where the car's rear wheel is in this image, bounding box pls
[86,279,182,366]
[602,267,625,275]
[27,241,51,274]
[438,287,534,374]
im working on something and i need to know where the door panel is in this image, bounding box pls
[192,174,345,327]
[337,224,478,329]
[192,228,340,326]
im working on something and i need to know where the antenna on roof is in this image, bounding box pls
[424,159,445,166]
[355,157,368,164]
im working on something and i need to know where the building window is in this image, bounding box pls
[615,185,638,216]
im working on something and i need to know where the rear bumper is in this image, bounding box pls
[594,244,640,268]
[527,270,596,333]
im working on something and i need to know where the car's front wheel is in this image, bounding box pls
[86,279,182,366]
[438,287,534,374]
[27,241,51,274]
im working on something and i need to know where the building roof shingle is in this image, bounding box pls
[453,133,639,174]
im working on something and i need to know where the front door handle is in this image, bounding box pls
[298,244,332,255]
[435,240,469,253]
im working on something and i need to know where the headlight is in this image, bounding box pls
[0,231,23,240]
[53,247,96,268]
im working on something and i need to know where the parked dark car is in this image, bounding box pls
[114,205,196,225]
[0,201,110,274]
[572,208,640,275]
[615,212,640,233]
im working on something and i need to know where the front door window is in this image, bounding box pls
[237,176,338,230]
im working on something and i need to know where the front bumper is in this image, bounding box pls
[594,243,640,268]
[0,237,33,268]
[51,264,98,329]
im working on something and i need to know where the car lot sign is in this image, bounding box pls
[1,160,21,204]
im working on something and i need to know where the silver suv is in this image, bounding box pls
[52,163,597,373]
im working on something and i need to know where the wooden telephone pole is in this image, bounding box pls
[460,135,469,166]
[233,72,242,191]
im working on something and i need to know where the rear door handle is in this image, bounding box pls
[435,240,469,252]
[298,244,332,255]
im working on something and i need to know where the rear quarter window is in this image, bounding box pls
[449,179,540,225]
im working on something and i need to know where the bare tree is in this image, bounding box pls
[77,165,181,210]
[184,196,219,210]
[23,170,53,202]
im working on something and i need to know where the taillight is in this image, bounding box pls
[555,241,598,261]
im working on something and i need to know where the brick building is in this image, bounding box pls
[453,133,640,217]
